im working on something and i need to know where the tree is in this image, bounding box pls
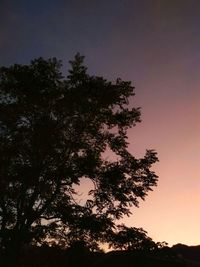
[107,224,157,251]
[0,53,158,265]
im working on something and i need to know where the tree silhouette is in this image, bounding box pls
[0,53,158,265]
[107,224,157,251]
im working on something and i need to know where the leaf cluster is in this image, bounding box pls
[0,53,158,257]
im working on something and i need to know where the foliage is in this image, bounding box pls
[0,53,158,263]
[107,224,157,251]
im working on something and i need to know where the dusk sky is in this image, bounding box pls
[1,0,200,246]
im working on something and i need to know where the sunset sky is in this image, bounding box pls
[1,0,200,246]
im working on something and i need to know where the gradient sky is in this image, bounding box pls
[1,0,200,246]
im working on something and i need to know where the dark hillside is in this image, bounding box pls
[172,244,200,264]
[91,250,186,267]
[5,244,200,267]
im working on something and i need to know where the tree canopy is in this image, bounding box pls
[0,54,158,265]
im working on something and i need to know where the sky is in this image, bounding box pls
[1,0,200,246]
